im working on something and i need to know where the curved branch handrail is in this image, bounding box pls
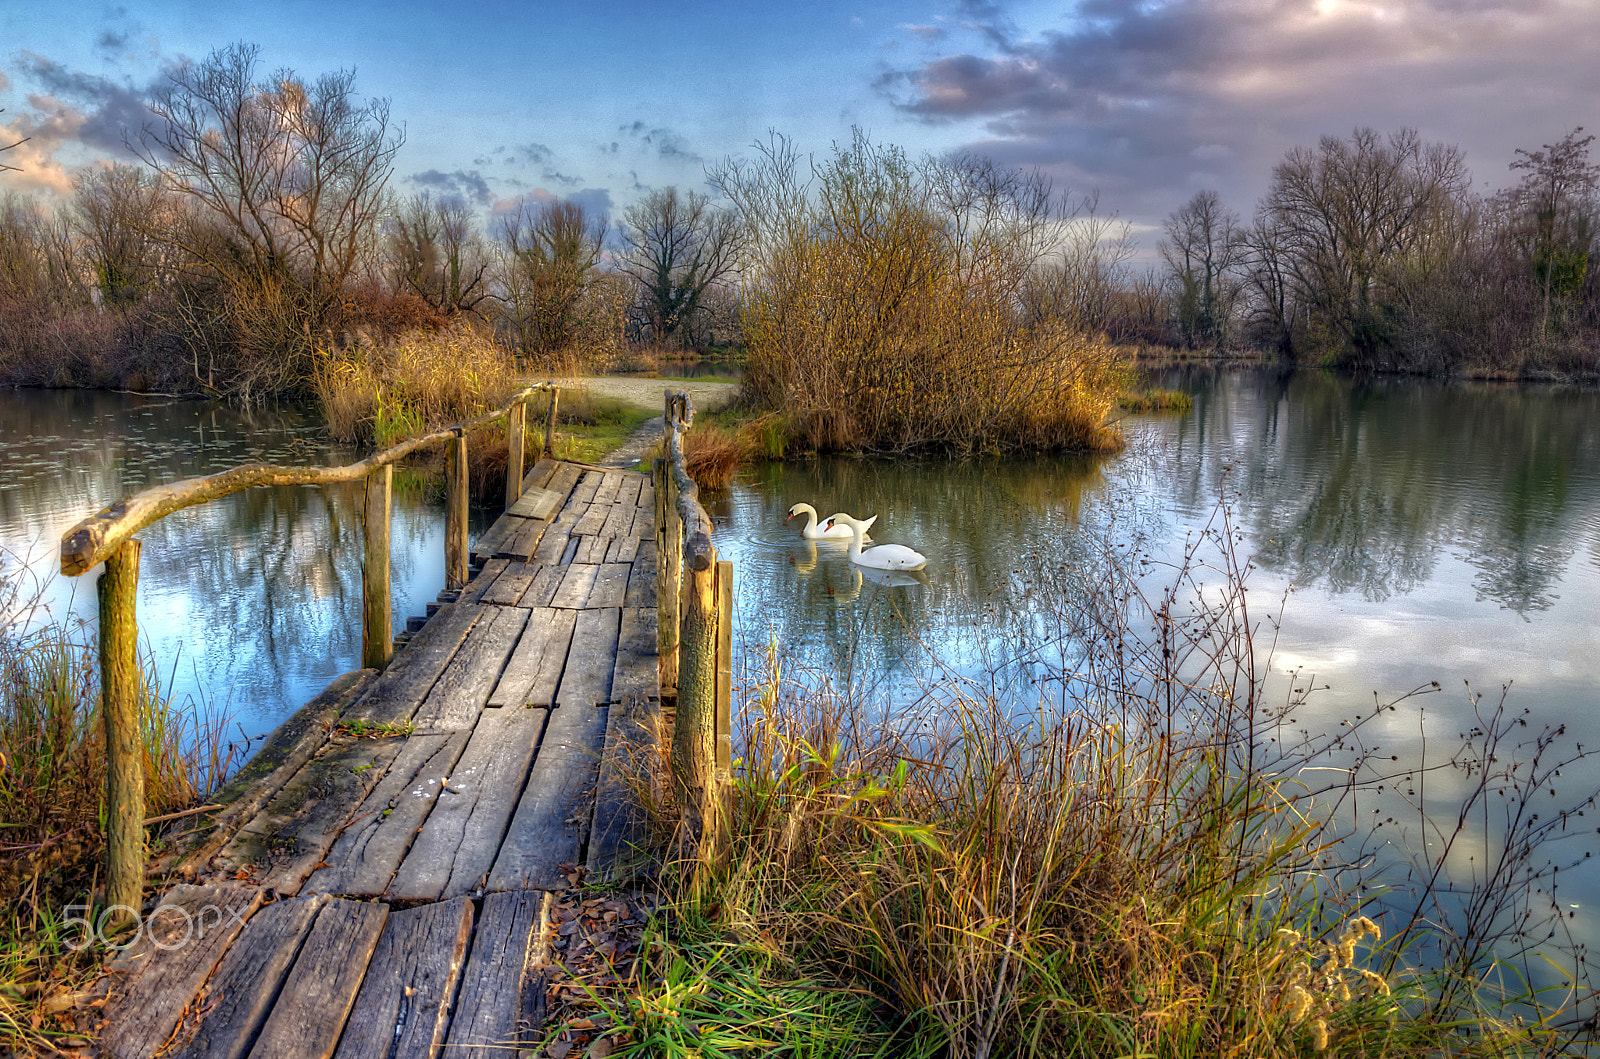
[61,383,557,576]
[663,389,715,572]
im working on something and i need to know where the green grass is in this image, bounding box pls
[1118,387,1194,413]
[0,583,233,1051]
[553,396,655,463]
[608,519,1596,1058]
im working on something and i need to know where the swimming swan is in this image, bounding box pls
[824,513,927,571]
[786,502,876,540]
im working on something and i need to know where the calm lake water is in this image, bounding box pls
[0,388,485,742]
[4,369,1599,940]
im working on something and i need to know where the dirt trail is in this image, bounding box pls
[546,376,740,469]
[553,375,739,413]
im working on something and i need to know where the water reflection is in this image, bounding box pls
[0,388,468,737]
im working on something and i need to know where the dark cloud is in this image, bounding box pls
[409,168,493,206]
[542,168,581,187]
[13,51,157,156]
[518,141,553,165]
[881,0,1600,220]
[616,121,703,164]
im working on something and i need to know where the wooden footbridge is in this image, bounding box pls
[59,389,732,1058]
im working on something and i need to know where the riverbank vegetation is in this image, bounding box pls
[0,571,233,1050]
[0,38,1592,448]
[713,133,1129,456]
[563,515,1600,1057]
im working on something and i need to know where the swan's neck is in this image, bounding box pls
[801,505,819,533]
[847,523,864,558]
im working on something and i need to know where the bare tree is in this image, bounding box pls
[1260,127,1469,366]
[389,193,491,318]
[1506,127,1599,338]
[495,197,606,357]
[72,164,171,308]
[134,42,402,392]
[1161,190,1242,351]
[1022,193,1137,335]
[618,187,742,347]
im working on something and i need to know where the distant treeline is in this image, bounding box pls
[1144,127,1600,375]
[0,40,1594,406]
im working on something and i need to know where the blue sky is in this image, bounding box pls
[3,0,1597,232]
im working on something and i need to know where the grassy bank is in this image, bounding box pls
[555,512,1598,1058]
[0,574,232,1051]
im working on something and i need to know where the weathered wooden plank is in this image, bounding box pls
[592,471,624,505]
[249,898,389,1059]
[638,477,655,511]
[624,540,659,609]
[556,607,621,708]
[521,563,566,608]
[171,895,329,1059]
[567,469,602,506]
[532,507,583,564]
[216,737,404,895]
[456,557,509,604]
[331,898,475,1059]
[175,670,375,877]
[589,562,631,609]
[604,533,640,563]
[486,702,610,892]
[302,731,471,897]
[599,499,634,539]
[441,891,542,1053]
[470,517,519,566]
[99,886,263,1059]
[616,473,644,508]
[411,607,530,730]
[482,571,534,607]
[588,695,659,881]
[387,705,549,902]
[521,457,560,494]
[549,563,599,609]
[571,502,607,537]
[341,605,484,727]
[559,536,582,565]
[506,484,562,520]
[488,608,577,708]
[573,533,610,564]
[611,606,659,706]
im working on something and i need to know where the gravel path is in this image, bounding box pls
[544,376,740,469]
[555,375,739,413]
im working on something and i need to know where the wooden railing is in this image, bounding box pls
[653,389,733,860]
[58,383,560,924]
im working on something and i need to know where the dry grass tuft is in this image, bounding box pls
[313,324,521,446]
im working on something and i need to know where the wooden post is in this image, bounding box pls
[506,398,526,507]
[445,433,468,590]
[660,459,682,697]
[543,387,561,458]
[673,544,719,859]
[363,465,392,670]
[98,539,145,930]
[715,559,733,780]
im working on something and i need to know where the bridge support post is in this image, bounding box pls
[99,538,145,931]
[445,433,469,590]
[506,398,526,507]
[362,465,392,670]
[674,545,721,870]
[543,387,561,458]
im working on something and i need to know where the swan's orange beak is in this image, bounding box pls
[784,511,793,523]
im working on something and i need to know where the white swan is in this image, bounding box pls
[786,502,876,540]
[824,513,927,571]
